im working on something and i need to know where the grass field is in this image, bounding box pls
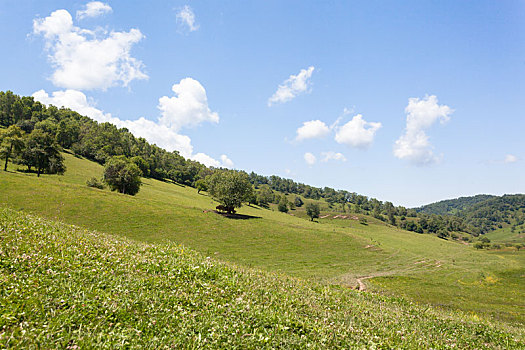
[1,153,524,326]
[1,208,524,348]
[486,225,525,245]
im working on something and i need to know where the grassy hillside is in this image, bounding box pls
[1,208,524,348]
[1,154,524,325]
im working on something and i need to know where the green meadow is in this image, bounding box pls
[486,225,525,245]
[3,208,524,348]
[1,153,524,327]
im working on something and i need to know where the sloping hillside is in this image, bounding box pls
[1,208,523,348]
[1,153,524,325]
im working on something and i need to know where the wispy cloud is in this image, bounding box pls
[268,66,314,106]
[321,151,346,162]
[176,5,199,32]
[504,154,518,164]
[76,1,112,19]
[304,152,317,165]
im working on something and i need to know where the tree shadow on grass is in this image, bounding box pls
[213,211,261,220]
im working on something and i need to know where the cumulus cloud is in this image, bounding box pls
[334,114,382,149]
[76,1,112,19]
[220,154,234,168]
[33,89,112,123]
[304,152,316,165]
[295,120,330,141]
[504,154,518,164]
[268,66,315,106]
[393,95,453,165]
[176,5,199,32]
[158,78,219,131]
[33,8,147,90]
[33,79,231,167]
[192,153,234,168]
[321,151,346,162]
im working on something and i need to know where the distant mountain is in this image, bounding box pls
[416,194,525,234]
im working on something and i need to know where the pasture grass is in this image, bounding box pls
[486,225,525,244]
[1,208,524,348]
[1,153,524,325]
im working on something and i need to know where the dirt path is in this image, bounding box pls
[356,276,371,291]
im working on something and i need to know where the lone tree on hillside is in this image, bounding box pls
[103,157,142,195]
[278,196,289,213]
[207,170,253,214]
[195,179,208,194]
[0,125,24,171]
[306,202,320,221]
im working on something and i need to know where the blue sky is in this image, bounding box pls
[1,1,524,207]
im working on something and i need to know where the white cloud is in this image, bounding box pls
[33,8,147,90]
[393,95,453,165]
[176,5,199,32]
[268,66,315,106]
[504,154,518,164]
[33,80,230,166]
[76,1,112,19]
[33,89,111,122]
[295,120,330,141]
[192,153,233,168]
[192,153,220,167]
[220,154,234,168]
[321,151,346,162]
[158,78,219,131]
[334,114,382,149]
[304,152,316,165]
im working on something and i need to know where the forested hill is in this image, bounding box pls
[416,194,496,215]
[417,194,525,234]
[0,90,385,207]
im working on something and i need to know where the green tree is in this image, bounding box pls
[0,125,25,171]
[294,196,304,207]
[306,202,320,221]
[103,157,142,195]
[479,236,491,244]
[474,242,485,250]
[278,196,289,213]
[245,185,257,206]
[207,170,253,212]
[256,185,274,208]
[131,156,150,177]
[195,179,208,194]
[21,129,65,176]
[437,229,449,239]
